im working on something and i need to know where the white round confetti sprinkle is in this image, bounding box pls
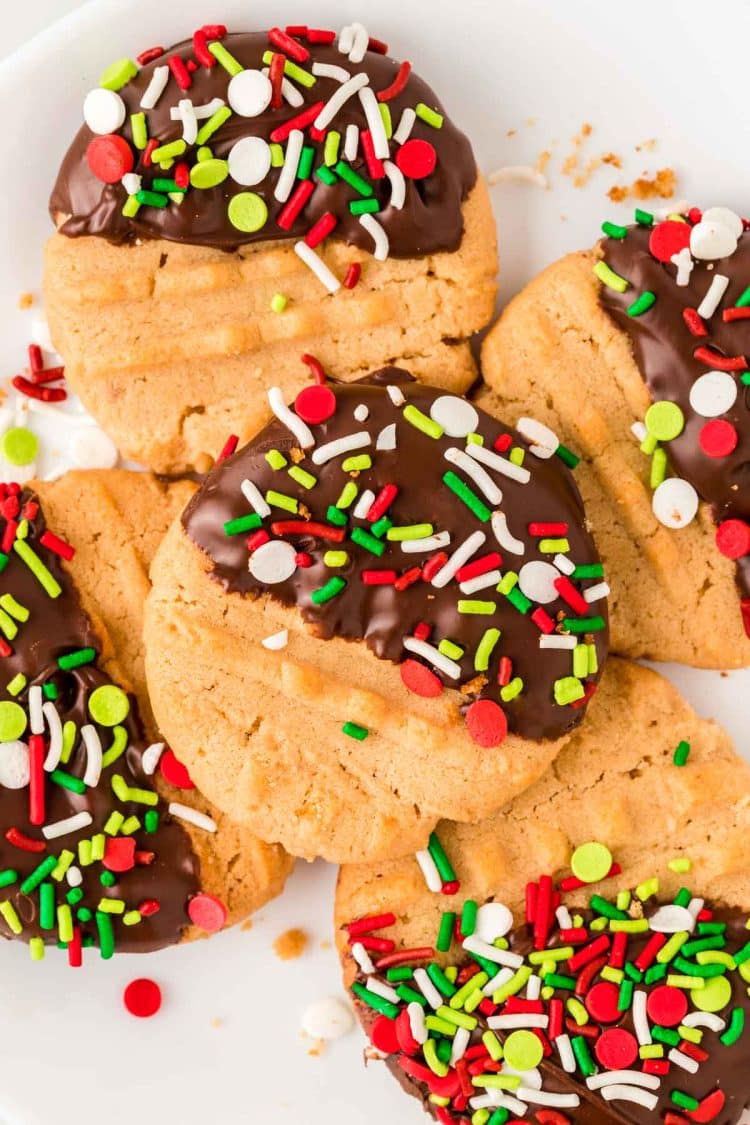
[70,427,118,469]
[652,477,699,530]
[228,136,272,187]
[83,88,126,135]
[690,220,738,261]
[227,69,273,117]
[302,997,354,1040]
[518,561,560,604]
[702,206,744,240]
[248,540,297,584]
[0,741,30,789]
[688,370,738,418]
[475,902,514,943]
[66,865,83,888]
[429,395,479,438]
[648,904,696,934]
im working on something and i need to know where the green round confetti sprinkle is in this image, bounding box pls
[88,684,130,727]
[571,841,612,884]
[228,192,268,233]
[0,701,27,741]
[645,401,685,442]
[190,159,229,190]
[99,58,138,91]
[691,974,732,1012]
[503,1029,544,1071]
[1,427,38,467]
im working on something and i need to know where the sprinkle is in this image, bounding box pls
[443,473,491,522]
[168,803,217,833]
[674,741,691,767]
[294,241,341,292]
[627,291,656,317]
[594,260,629,293]
[415,102,443,129]
[13,540,61,597]
[42,812,93,841]
[311,576,347,604]
[444,447,504,505]
[359,213,389,261]
[697,273,730,319]
[140,65,170,110]
[268,386,315,449]
[467,441,531,484]
[342,720,368,742]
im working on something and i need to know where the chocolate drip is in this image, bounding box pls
[182,373,608,742]
[50,31,477,257]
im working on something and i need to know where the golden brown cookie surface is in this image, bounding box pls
[335,658,750,1123]
[481,249,750,667]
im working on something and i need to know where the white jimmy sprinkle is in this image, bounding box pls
[555,1033,576,1073]
[312,431,371,465]
[275,130,304,202]
[353,404,369,422]
[294,241,341,293]
[386,384,405,407]
[491,511,525,555]
[268,386,315,449]
[668,1048,699,1074]
[482,967,513,997]
[449,1026,471,1064]
[393,107,416,145]
[697,273,729,319]
[353,489,375,520]
[140,65,170,110]
[359,86,390,159]
[471,1093,527,1116]
[601,1086,658,1111]
[121,172,142,196]
[554,552,576,575]
[459,570,501,595]
[366,977,399,1004]
[42,701,63,771]
[401,532,452,554]
[467,441,531,484]
[168,803,217,833]
[413,967,442,1010]
[414,847,443,891]
[682,1011,726,1032]
[671,247,694,287]
[42,811,93,841]
[632,989,651,1045]
[431,530,486,588]
[407,1001,428,1045]
[351,941,375,974]
[241,478,272,518]
[177,98,198,145]
[376,423,397,450]
[314,72,370,131]
[462,935,523,968]
[344,123,360,162]
[584,581,610,603]
[170,96,225,120]
[631,420,648,442]
[29,685,44,735]
[556,905,573,929]
[359,214,389,261]
[444,447,503,505]
[383,161,406,209]
[487,1013,549,1030]
[525,974,541,1001]
[687,897,705,920]
[312,61,351,82]
[261,68,304,107]
[81,724,103,788]
[262,630,289,651]
[340,21,369,63]
[649,904,695,933]
[142,742,166,776]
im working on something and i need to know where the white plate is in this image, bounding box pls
[0,2,748,1123]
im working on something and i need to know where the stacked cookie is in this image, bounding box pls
[8,16,747,1124]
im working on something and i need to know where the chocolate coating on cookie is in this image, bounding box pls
[0,491,199,953]
[599,216,750,599]
[183,370,608,743]
[350,897,750,1124]
[50,28,477,257]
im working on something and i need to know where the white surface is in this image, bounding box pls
[0,2,748,1124]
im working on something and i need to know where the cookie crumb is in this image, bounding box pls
[273,927,309,960]
[607,168,677,203]
[240,918,253,931]
[194,452,214,474]
[210,1017,223,1029]
[17,292,33,310]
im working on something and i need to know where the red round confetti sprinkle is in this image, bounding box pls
[294,384,336,425]
[699,418,738,458]
[187,892,228,932]
[716,518,750,560]
[159,748,196,790]
[465,699,508,748]
[400,658,443,698]
[86,135,134,183]
[123,977,162,1018]
[138,898,161,917]
[584,981,621,1024]
[102,836,136,873]
[295,551,313,568]
[396,138,437,180]
[646,984,688,1028]
[687,1089,726,1124]
[595,1027,638,1070]
[648,219,691,263]
[370,1013,400,1054]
